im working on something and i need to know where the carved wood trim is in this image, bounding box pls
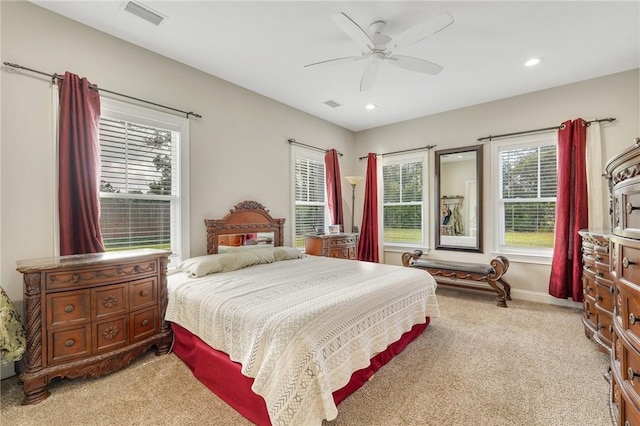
[205,200,286,254]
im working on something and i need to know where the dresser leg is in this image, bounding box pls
[21,377,50,405]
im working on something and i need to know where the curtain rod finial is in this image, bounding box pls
[288,138,295,143]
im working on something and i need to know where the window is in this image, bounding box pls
[98,99,189,267]
[382,154,427,247]
[495,133,557,255]
[292,148,328,251]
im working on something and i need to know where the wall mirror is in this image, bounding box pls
[435,144,483,252]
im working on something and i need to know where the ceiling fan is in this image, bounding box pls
[305,12,454,92]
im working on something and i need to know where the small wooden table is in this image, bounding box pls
[304,233,359,260]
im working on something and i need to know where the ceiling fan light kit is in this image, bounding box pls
[305,11,454,92]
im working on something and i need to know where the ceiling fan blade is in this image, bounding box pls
[331,12,375,52]
[304,55,365,68]
[360,60,380,92]
[392,12,454,49]
[387,55,443,75]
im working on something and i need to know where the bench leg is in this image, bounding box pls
[487,278,508,307]
[498,278,512,301]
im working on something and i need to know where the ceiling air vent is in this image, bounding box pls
[124,1,165,26]
[324,100,341,108]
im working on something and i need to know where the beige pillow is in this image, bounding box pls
[274,246,303,261]
[179,249,274,278]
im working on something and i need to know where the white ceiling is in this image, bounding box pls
[31,1,640,132]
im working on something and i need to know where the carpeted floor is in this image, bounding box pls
[1,287,612,426]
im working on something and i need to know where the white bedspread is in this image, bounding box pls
[166,255,439,426]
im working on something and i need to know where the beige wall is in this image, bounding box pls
[354,68,640,304]
[2,0,639,315]
[0,1,356,310]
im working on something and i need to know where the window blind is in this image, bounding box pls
[500,144,557,248]
[99,117,177,252]
[382,161,423,244]
[294,157,326,249]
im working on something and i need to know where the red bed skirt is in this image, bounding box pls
[171,318,430,425]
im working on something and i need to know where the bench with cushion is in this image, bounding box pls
[401,250,512,307]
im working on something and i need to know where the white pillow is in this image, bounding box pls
[273,246,303,261]
[178,249,274,278]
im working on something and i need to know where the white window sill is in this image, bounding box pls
[490,249,552,265]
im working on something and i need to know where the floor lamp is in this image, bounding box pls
[344,176,363,233]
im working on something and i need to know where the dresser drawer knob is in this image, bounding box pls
[627,202,640,215]
[64,305,74,313]
[630,313,637,325]
[595,295,602,302]
[597,323,603,330]
[628,367,640,381]
[72,273,80,283]
[586,311,592,318]
[595,255,602,262]
[142,319,149,326]
[609,286,615,294]
[596,271,604,278]
[140,290,149,297]
[65,339,75,347]
[609,325,614,334]
[623,257,636,268]
[134,265,142,273]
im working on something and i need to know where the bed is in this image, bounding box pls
[165,200,439,425]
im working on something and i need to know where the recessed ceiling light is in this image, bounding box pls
[525,57,542,67]
[365,104,377,110]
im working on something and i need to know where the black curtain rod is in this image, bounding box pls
[3,62,202,119]
[288,138,343,157]
[358,144,436,160]
[477,117,616,142]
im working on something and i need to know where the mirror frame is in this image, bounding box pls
[434,144,484,252]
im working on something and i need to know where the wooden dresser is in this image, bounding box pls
[605,139,640,425]
[304,233,359,260]
[579,230,614,354]
[16,249,172,405]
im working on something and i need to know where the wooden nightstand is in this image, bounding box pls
[304,233,359,260]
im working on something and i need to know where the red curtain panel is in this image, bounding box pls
[549,119,588,301]
[325,149,344,228]
[357,153,379,262]
[58,71,105,255]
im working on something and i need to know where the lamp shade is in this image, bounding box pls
[344,176,363,186]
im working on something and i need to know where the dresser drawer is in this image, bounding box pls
[583,272,597,300]
[617,183,640,240]
[94,316,128,353]
[92,283,128,320]
[620,333,640,410]
[618,280,640,351]
[584,297,598,330]
[595,278,615,313]
[46,259,158,290]
[130,277,157,310]
[47,290,90,328]
[48,324,91,365]
[621,244,640,286]
[131,307,158,341]
[329,246,356,259]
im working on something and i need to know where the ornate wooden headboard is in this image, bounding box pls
[205,200,286,254]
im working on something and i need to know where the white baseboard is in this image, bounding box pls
[1,357,16,380]
[510,288,582,308]
[435,280,582,309]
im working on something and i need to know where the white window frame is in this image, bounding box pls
[290,146,330,251]
[99,98,190,268]
[381,152,429,252]
[491,132,557,263]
